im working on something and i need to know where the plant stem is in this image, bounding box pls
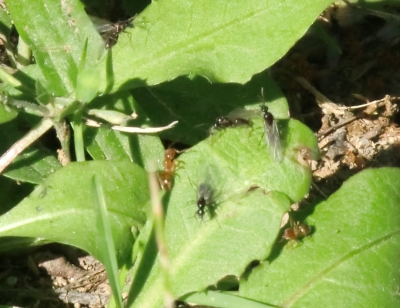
[73,110,85,161]
[53,120,71,165]
[148,170,175,308]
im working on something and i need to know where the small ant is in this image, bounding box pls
[282,219,311,241]
[187,166,219,221]
[104,18,135,49]
[210,108,258,133]
[157,148,181,190]
[212,116,251,130]
[259,89,283,162]
[196,183,216,219]
[91,16,135,49]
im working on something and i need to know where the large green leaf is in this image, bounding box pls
[7,0,104,96]
[0,161,149,266]
[133,72,289,145]
[239,168,400,307]
[126,116,319,307]
[99,0,333,91]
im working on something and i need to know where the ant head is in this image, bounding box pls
[165,148,177,160]
[260,105,269,114]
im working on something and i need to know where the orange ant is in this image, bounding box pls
[282,218,311,242]
[157,148,182,190]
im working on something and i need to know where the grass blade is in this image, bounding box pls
[92,175,123,308]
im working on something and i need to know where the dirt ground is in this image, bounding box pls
[1,2,400,307]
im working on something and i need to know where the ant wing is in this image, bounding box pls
[197,183,214,204]
[89,15,115,33]
[264,118,283,162]
[197,162,220,202]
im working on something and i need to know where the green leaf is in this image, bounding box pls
[7,0,104,96]
[0,236,47,254]
[0,119,61,184]
[133,72,289,145]
[0,103,18,124]
[239,168,400,307]
[98,0,333,91]
[126,117,318,307]
[0,7,13,42]
[181,291,276,308]
[75,67,100,104]
[129,190,291,308]
[84,91,165,168]
[0,161,149,266]
[92,176,123,308]
[85,127,164,170]
[2,148,61,184]
[75,39,100,103]
[0,176,33,215]
[9,65,46,98]
[88,109,134,125]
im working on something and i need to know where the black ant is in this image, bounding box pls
[186,166,220,220]
[210,108,258,135]
[259,90,283,162]
[196,183,216,219]
[91,16,135,49]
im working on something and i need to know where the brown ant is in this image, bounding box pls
[157,148,181,190]
[282,218,311,241]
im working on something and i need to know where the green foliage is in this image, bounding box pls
[239,168,400,308]
[6,0,104,96]
[0,103,17,124]
[0,119,61,184]
[97,0,334,90]
[92,176,124,308]
[125,118,316,307]
[0,161,148,266]
[0,0,398,307]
